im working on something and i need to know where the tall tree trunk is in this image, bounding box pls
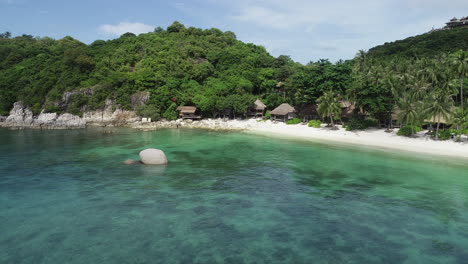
[330,115,335,128]
[461,77,464,110]
[436,117,440,140]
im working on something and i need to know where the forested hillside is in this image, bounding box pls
[0,22,350,118]
[0,22,467,136]
[367,27,468,59]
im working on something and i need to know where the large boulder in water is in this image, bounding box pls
[139,148,168,165]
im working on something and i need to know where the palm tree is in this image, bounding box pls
[452,50,468,109]
[318,91,342,129]
[353,50,368,74]
[397,95,420,135]
[424,92,454,140]
[451,108,468,142]
[409,78,431,101]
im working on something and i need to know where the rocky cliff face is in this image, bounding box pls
[4,102,34,126]
[0,102,86,129]
[83,99,139,126]
[0,101,140,129]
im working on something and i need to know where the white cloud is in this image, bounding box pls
[213,0,468,62]
[98,22,154,37]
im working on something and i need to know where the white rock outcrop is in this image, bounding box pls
[1,102,85,129]
[5,102,33,126]
[34,111,58,127]
[54,113,86,128]
[83,99,139,126]
[139,149,168,165]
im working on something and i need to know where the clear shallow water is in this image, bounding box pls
[0,128,467,264]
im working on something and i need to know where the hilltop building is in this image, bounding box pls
[444,16,468,29]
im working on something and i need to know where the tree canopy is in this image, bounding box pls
[0,24,467,132]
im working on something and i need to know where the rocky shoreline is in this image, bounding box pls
[1,102,467,158]
[0,102,86,129]
[0,101,245,131]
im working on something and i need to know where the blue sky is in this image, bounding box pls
[1,0,467,64]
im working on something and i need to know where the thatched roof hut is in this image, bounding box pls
[339,100,352,108]
[423,107,457,124]
[271,103,296,116]
[176,106,200,119]
[248,99,267,117]
[297,104,319,121]
[339,100,355,119]
[253,99,267,111]
[391,109,401,121]
[424,114,450,124]
[271,103,296,121]
[176,106,196,114]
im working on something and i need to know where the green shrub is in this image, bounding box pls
[31,103,42,115]
[345,117,378,131]
[397,125,422,136]
[264,111,271,120]
[286,117,301,125]
[308,120,321,128]
[65,93,88,116]
[137,105,161,121]
[162,103,178,120]
[438,129,455,140]
[44,104,61,114]
[439,129,452,140]
[463,128,468,135]
[450,128,461,136]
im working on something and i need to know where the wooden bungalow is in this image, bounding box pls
[340,100,354,120]
[270,103,296,122]
[176,106,201,120]
[297,104,319,122]
[445,16,468,29]
[390,107,455,130]
[275,82,284,92]
[390,109,402,128]
[249,99,267,117]
[339,100,369,121]
[423,108,456,129]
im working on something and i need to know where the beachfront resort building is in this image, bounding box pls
[249,99,267,117]
[271,103,297,122]
[340,100,355,120]
[444,16,468,29]
[176,106,201,119]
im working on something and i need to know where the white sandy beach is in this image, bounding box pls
[211,119,468,159]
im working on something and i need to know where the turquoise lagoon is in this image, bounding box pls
[0,128,467,263]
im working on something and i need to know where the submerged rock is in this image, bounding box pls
[123,159,138,165]
[139,148,168,165]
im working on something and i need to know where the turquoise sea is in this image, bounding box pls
[1,128,467,264]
